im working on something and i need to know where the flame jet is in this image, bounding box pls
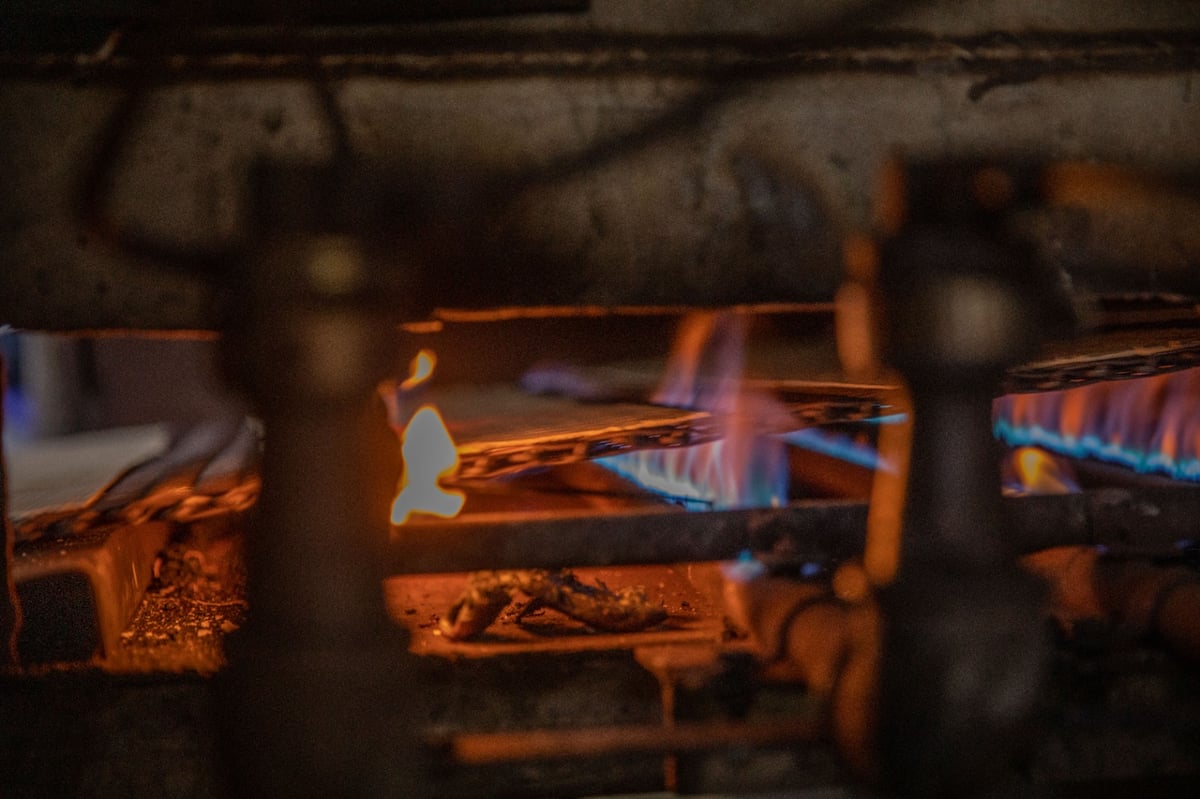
[995,367,1200,482]
[598,311,789,510]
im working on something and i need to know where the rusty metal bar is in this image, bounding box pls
[4,32,1199,81]
[388,487,1200,574]
[390,501,867,573]
[445,717,825,765]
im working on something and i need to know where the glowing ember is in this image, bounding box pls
[994,367,1200,481]
[1001,446,1080,496]
[597,312,788,510]
[387,350,465,525]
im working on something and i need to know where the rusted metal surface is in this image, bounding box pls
[6,418,257,665]
[1,7,1198,797]
[11,521,172,664]
[5,0,1199,41]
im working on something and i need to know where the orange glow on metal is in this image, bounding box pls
[1003,446,1080,496]
[864,396,910,587]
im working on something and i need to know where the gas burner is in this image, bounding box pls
[5,4,1200,797]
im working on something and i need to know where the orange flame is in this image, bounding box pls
[401,350,436,390]
[389,350,465,525]
[1001,446,1080,496]
[994,367,1200,481]
[598,311,788,510]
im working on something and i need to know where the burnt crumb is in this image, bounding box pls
[109,527,248,674]
[439,569,668,641]
[151,538,244,602]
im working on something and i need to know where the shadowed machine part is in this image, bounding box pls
[216,162,430,798]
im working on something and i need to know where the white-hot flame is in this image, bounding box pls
[391,405,465,525]
[388,350,465,525]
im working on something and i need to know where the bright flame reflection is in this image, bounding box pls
[994,367,1200,481]
[597,312,788,510]
[392,406,466,525]
[1002,446,1080,496]
[388,350,465,525]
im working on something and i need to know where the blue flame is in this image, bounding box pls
[993,417,1200,482]
[595,310,790,510]
[597,435,788,511]
[993,368,1200,483]
[781,427,896,473]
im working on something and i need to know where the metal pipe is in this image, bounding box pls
[387,488,1200,574]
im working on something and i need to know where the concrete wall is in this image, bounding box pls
[1,2,1198,329]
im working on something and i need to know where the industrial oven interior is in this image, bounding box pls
[3,2,1200,798]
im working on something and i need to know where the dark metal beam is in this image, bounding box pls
[387,487,1200,573]
[4,32,1199,81]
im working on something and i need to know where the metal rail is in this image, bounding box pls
[4,31,1199,81]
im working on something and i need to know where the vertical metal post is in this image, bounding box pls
[217,162,429,797]
[1,353,20,668]
[872,161,1060,797]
